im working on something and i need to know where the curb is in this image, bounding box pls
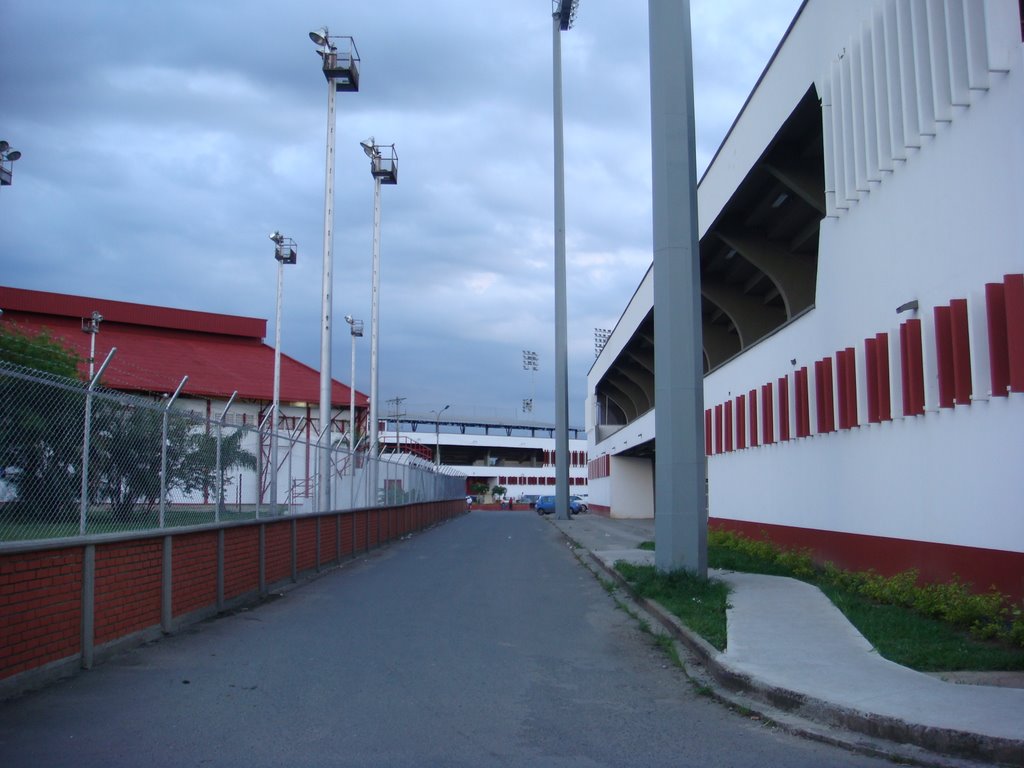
[574,545,1023,768]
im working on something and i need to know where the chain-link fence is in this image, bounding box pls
[0,361,465,543]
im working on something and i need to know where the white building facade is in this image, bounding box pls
[587,0,1024,597]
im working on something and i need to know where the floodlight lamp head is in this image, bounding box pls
[0,141,8,153]
[309,28,329,47]
[5,150,20,162]
[269,231,283,244]
[360,137,377,159]
[344,314,353,324]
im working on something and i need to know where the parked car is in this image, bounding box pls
[571,495,588,513]
[535,495,584,515]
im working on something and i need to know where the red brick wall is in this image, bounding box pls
[171,533,217,618]
[223,527,259,600]
[264,522,291,584]
[1,501,466,690]
[321,518,338,565]
[94,541,162,645]
[296,519,317,572]
[0,549,82,681]
[340,515,354,557]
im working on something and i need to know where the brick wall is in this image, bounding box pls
[0,549,82,679]
[172,533,217,618]
[94,541,162,645]
[0,500,464,696]
[223,527,259,601]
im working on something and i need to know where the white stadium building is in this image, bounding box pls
[586,0,1024,599]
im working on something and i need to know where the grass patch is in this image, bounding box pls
[626,531,1024,671]
[615,561,730,651]
[698,529,1024,671]
[638,541,656,551]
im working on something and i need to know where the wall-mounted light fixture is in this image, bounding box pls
[896,299,919,314]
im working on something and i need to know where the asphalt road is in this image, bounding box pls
[0,511,891,767]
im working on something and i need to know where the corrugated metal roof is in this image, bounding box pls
[0,286,264,338]
[0,287,366,407]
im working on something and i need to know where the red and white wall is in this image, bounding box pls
[586,0,1024,598]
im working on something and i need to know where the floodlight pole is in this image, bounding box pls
[270,232,296,513]
[551,3,576,522]
[368,170,383,458]
[311,28,359,514]
[649,0,707,576]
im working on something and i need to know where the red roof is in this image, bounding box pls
[0,286,367,408]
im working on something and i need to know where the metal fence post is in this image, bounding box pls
[79,349,116,536]
[215,391,237,523]
[160,376,189,529]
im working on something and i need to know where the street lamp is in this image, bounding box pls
[360,138,398,458]
[0,141,22,187]
[551,1,579,521]
[310,27,360,514]
[431,404,450,465]
[270,231,296,512]
[80,310,103,379]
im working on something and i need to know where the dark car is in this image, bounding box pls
[535,495,583,515]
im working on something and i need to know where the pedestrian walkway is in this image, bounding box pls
[548,513,1024,766]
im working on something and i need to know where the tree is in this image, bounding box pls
[0,326,83,520]
[491,485,507,500]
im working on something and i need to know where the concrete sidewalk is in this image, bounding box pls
[547,514,1024,767]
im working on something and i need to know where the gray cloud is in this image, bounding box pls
[1,0,803,424]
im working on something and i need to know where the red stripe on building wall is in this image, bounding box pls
[704,409,713,456]
[778,376,790,441]
[795,368,810,438]
[714,404,723,454]
[842,347,858,428]
[709,517,1024,603]
[814,360,826,433]
[875,333,892,421]
[738,395,748,449]
[724,400,734,452]
[986,282,1009,396]
[865,337,880,423]
[900,319,925,416]
[748,389,759,447]
[949,299,972,405]
[934,305,955,409]
[1005,274,1024,393]
[762,382,774,444]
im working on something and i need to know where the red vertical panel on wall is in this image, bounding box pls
[778,377,790,441]
[724,400,734,452]
[843,347,858,427]
[901,320,925,415]
[986,282,1010,396]
[949,299,972,405]
[795,368,810,438]
[814,360,827,433]
[748,389,759,447]
[704,409,713,456]
[836,351,849,428]
[761,383,774,445]
[865,338,880,423]
[875,333,892,421]
[714,404,723,454]
[736,395,746,449]
[934,305,955,408]
[1005,274,1024,392]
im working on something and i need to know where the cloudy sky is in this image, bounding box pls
[1,0,802,426]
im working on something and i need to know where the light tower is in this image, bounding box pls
[359,138,398,457]
[551,0,580,521]
[309,27,360,513]
[269,232,296,511]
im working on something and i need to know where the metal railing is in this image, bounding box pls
[0,360,465,543]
